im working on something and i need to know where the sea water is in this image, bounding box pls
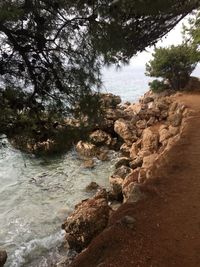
[1,64,199,266]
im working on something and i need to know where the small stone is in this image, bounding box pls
[97,151,109,161]
[82,159,95,169]
[85,182,100,192]
[0,250,7,267]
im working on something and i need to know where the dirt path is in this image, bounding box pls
[71,93,200,267]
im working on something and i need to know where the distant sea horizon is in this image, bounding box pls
[102,63,200,103]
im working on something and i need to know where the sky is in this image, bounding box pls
[130,16,188,67]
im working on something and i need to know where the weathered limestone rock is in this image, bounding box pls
[147,116,157,126]
[85,182,100,192]
[168,113,182,127]
[142,96,154,104]
[114,119,137,144]
[100,93,121,108]
[129,143,139,159]
[159,125,171,144]
[0,250,7,267]
[123,183,143,203]
[109,166,132,199]
[62,189,109,252]
[82,159,95,169]
[168,125,179,136]
[76,141,98,158]
[120,143,131,157]
[141,128,159,154]
[122,168,140,190]
[114,157,130,169]
[97,150,109,161]
[136,119,147,129]
[89,130,112,146]
[142,154,158,169]
[129,156,143,169]
[125,103,142,114]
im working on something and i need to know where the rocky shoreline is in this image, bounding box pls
[58,89,191,266]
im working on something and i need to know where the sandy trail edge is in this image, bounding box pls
[70,93,200,267]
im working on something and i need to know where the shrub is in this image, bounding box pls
[146,44,200,90]
[149,79,169,93]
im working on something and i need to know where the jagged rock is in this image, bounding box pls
[156,99,170,111]
[85,182,100,192]
[100,93,121,108]
[122,168,140,190]
[169,101,178,113]
[0,250,7,267]
[62,189,109,252]
[115,157,130,169]
[159,110,168,120]
[159,125,171,144]
[125,103,142,114]
[136,119,147,129]
[129,156,143,169]
[168,113,182,127]
[123,182,143,203]
[142,96,154,104]
[147,116,157,126]
[89,130,112,146]
[120,143,131,157]
[76,141,98,158]
[141,128,159,154]
[114,119,137,144]
[97,150,109,161]
[82,159,95,169]
[138,168,147,183]
[168,125,179,136]
[129,143,139,159]
[109,166,132,199]
[147,107,161,118]
[142,154,158,169]
[109,201,122,211]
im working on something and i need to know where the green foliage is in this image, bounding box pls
[146,45,199,90]
[0,0,199,149]
[183,10,200,48]
[149,79,169,93]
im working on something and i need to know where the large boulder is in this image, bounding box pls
[159,125,171,145]
[0,250,7,267]
[140,128,159,156]
[114,119,137,144]
[120,143,131,157]
[168,112,182,127]
[100,93,121,108]
[123,182,143,203]
[89,130,112,146]
[76,141,98,158]
[62,189,109,252]
[125,102,142,115]
[109,166,132,199]
[114,157,130,169]
[129,143,139,159]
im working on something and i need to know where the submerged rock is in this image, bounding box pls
[85,181,100,192]
[62,189,109,252]
[76,141,99,158]
[0,250,7,267]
